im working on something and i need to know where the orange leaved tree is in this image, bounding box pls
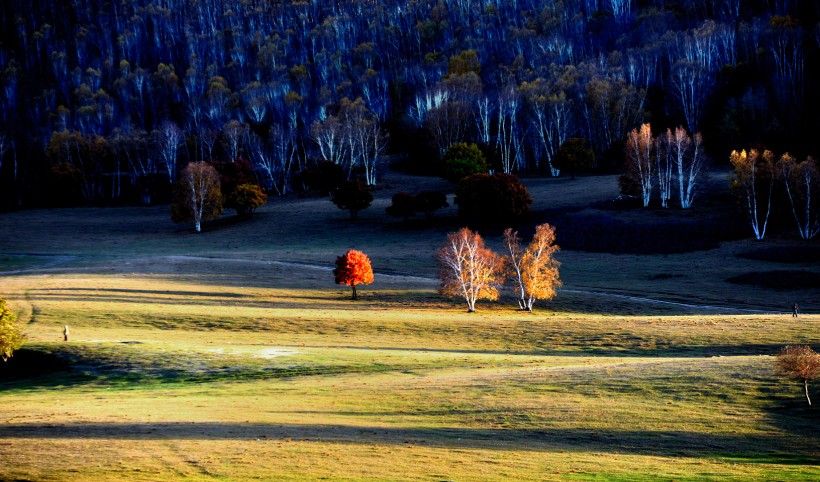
[437,227,503,312]
[503,224,562,312]
[333,250,375,300]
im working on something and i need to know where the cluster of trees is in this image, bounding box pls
[621,123,707,208]
[730,149,819,240]
[170,160,267,232]
[1,1,819,208]
[438,224,561,312]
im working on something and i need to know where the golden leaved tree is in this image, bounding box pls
[503,224,562,312]
[0,297,24,362]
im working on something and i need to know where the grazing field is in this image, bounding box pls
[1,173,819,480]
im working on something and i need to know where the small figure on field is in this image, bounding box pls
[793,303,799,317]
[334,250,374,300]
[63,325,69,341]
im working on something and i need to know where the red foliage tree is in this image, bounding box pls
[333,250,375,300]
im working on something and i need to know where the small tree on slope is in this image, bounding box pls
[776,345,820,406]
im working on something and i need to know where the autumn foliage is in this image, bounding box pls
[333,250,375,300]
[0,297,24,362]
[171,162,223,233]
[503,224,562,312]
[229,183,268,217]
[437,228,503,312]
[776,345,820,406]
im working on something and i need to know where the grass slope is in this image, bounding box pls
[0,172,818,480]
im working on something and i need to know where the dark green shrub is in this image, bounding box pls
[386,192,417,220]
[441,143,488,182]
[332,180,373,220]
[555,137,595,179]
[415,191,449,219]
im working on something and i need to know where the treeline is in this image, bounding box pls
[0,0,818,208]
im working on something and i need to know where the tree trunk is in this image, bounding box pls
[194,220,201,233]
[351,284,357,300]
[805,379,812,406]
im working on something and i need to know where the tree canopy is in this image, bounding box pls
[334,250,375,300]
[2,1,818,208]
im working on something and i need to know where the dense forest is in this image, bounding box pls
[0,0,818,208]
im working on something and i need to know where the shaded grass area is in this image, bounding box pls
[737,246,820,264]
[1,354,819,481]
[0,254,42,272]
[0,341,556,391]
[727,270,820,291]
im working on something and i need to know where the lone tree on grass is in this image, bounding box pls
[171,162,223,233]
[503,224,562,312]
[437,227,503,312]
[0,297,24,362]
[332,180,373,220]
[334,250,374,300]
[776,345,820,406]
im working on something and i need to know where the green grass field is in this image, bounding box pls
[1,173,819,480]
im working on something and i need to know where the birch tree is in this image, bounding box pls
[777,154,820,239]
[153,121,184,182]
[730,149,775,240]
[171,161,223,233]
[655,129,673,208]
[625,123,654,207]
[438,228,503,313]
[496,86,521,174]
[503,224,561,312]
[672,128,706,209]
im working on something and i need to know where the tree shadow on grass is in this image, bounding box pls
[0,421,814,464]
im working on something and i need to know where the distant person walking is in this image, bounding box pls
[792,303,799,318]
[63,325,69,341]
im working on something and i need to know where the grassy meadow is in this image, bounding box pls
[1,172,819,480]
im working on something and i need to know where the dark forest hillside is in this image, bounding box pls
[0,0,818,207]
